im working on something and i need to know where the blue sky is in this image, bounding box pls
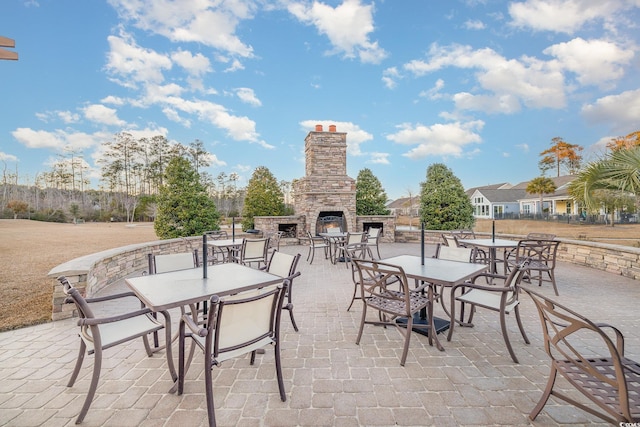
[1,0,639,200]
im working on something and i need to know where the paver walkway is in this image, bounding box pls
[1,242,639,426]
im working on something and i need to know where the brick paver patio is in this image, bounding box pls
[1,242,638,426]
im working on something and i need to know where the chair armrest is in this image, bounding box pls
[595,322,625,356]
[78,307,155,326]
[181,313,208,337]
[451,280,514,294]
[84,291,140,304]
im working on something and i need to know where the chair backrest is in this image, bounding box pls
[149,252,197,274]
[346,232,365,246]
[266,250,300,279]
[60,276,95,321]
[515,239,560,267]
[207,282,287,363]
[325,226,342,234]
[523,287,635,422]
[434,243,476,263]
[352,259,412,316]
[241,238,270,262]
[452,229,476,240]
[526,232,556,240]
[366,228,380,242]
[205,230,228,240]
[485,260,530,309]
[441,234,458,247]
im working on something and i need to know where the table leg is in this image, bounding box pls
[158,310,177,383]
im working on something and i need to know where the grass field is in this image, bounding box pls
[2,218,639,332]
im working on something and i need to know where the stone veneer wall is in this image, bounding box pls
[394,229,640,279]
[49,230,640,321]
[254,215,307,238]
[355,215,396,243]
[293,129,357,235]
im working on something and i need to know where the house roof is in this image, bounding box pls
[387,175,579,208]
[473,188,528,203]
[519,175,577,200]
[386,197,418,209]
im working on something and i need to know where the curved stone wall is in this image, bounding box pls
[49,230,640,321]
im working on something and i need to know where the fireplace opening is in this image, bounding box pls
[316,211,346,235]
[363,222,383,235]
[278,223,297,238]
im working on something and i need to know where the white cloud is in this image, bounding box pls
[83,104,127,127]
[405,43,567,111]
[12,128,67,150]
[101,95,126,105]
[57,111,80,124]
[12,128,109,152]
[368,152,389,164]
[508,0,626,34]
[171,49,212,76]
[386,120,484,159]
[0,152,18,162]
[299,120,373,156]
[288,0,388,64]
[581,88,640,134]
[543,37,634,87]
[107,0,256,57]
[419,79,445,100]
[106,32,172,87]
[463,19,485,30]
[382,67,401,89]
[235,87,262,107]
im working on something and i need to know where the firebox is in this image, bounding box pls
[278,223,297,238]
[315,212,346,235]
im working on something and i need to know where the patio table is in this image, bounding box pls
[458,238,518,274]
[206,237,243,263]
[319,231,347,263]
[125,263,282,384]
[379,255,488,351]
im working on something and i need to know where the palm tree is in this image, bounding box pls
[526,177,557,218]
[569,146,640,224]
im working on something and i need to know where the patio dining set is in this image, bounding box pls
[51,229,640,425]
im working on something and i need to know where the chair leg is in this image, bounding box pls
[308,247,315,264]
[514,305,530,344]
[499,310,519,363]
[530,365,558,421]
[355,305,368,345]
[346,282,359,312]
[67,340,86,387]
[286,297,299,332]
[274,340,286,402]
[76,345,102,424]
[549,270,559,296]
[376,245,381,259]
[399,316,412,366]
[204,362,217,427]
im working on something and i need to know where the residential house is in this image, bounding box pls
[387,197,419,217]
[466,183,526,219]
[517,175,579,217]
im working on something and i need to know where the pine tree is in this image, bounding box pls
[356,168,390,215]
[241,166,285,231]
[154,157,220,239]
[419,163,474,230]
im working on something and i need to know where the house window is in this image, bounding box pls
[474,196,484,204]
[523,204,531,214]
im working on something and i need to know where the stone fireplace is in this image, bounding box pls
[293,125,356,236]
